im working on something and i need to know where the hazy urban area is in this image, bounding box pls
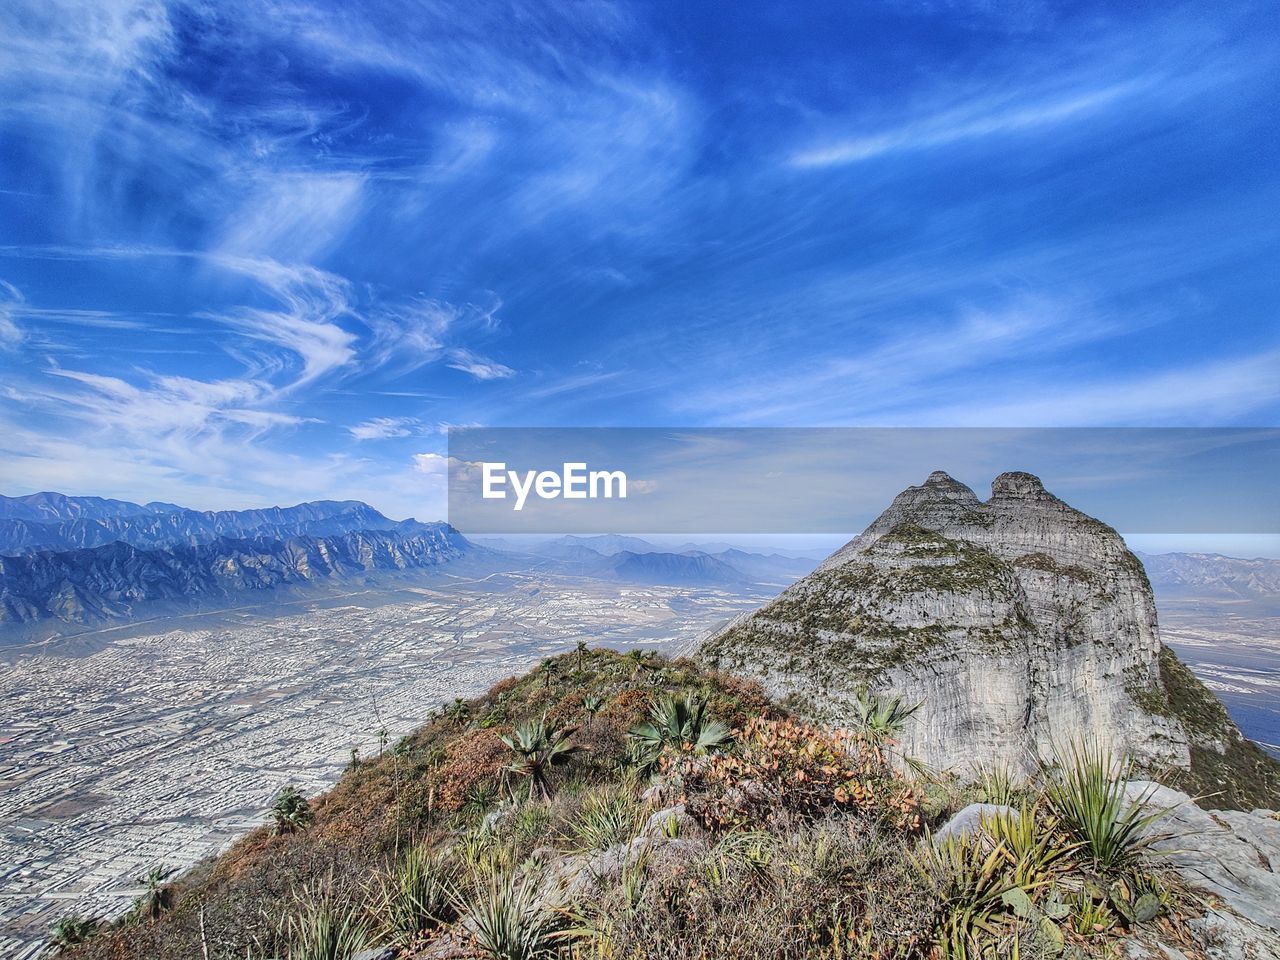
[0,573,770,956]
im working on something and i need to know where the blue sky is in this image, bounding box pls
[0,0,1277,522]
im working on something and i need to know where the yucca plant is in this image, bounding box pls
[458,824,518,879]
[500,715,582,801]
[570,786,642,851]
[285,882,370,960]
[460,782,502,823]
[1039,740,1166,873]
[272,785,314,835]
[513,801,551,842]
[627,693,731,769]
[458,871,566,960]
[373,845,456,946]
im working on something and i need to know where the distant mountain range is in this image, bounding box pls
[0,494,818,632]
[1138,551,1280,604]
[513,535,816,585]
[0,524,471,626]
[0,493,398,553]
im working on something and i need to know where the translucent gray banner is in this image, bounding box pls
[446,427,1279,535]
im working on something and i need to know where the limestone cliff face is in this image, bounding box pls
[702,471,1196,778]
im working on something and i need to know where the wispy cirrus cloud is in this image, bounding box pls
[0,280,24,348]
[1,0,1276,526]
[349,416,419,441]
[446,347,515,381]
[788,80,1146,169]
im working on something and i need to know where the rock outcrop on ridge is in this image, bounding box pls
[701,470,1280,808]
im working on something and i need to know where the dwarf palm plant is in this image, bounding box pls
[134,865,174,921]
[1040,740,1166,873]
[851,689,921,743]
[627,694,731,769]
[272,785,314,834]
[500,716,581,800]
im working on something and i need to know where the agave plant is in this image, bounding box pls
[272,785,314,835]
[49,914,99,951]
[627,693,732,769]
[1039,740,1167,873]
[570,786,643,851]
[581,694,605,718]
[499,715,582,800]
[915,832,1019,959]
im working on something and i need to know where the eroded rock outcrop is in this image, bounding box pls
[701,471,1280,808]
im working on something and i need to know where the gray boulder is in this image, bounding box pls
[1125,781,1280,957]
[933,803,1019,844]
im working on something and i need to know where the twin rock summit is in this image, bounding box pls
[703,470,1279,807]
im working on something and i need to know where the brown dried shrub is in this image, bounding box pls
[432,728,510,810]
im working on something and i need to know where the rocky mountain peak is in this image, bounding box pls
[990,470,1049,499]
[702,470,1280,807]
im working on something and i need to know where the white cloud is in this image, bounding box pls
[217,171,367,262]
[208,255,358,385]
[927,349,1280,426]
[0,280,23,348]
[789,81,1144,169]
[412,452,447,474]
[349,417,419,441]
[446,347,515,381]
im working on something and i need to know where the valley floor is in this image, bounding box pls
[1160,602,1280,758]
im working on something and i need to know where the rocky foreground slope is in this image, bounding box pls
[55,650,1280,960]
[702,470,1280,808]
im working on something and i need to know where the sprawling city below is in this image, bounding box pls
[0,573,770,956]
